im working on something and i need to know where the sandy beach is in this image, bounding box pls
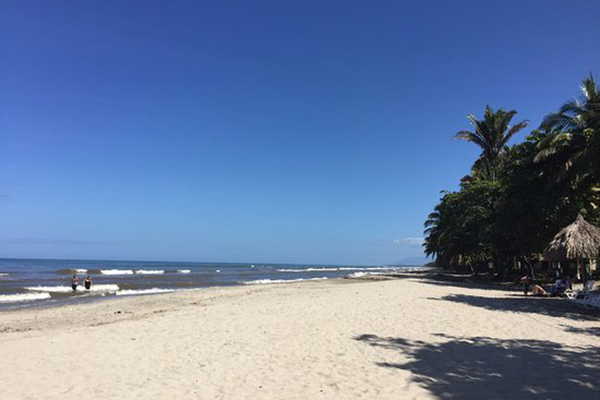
[1,273,599,400]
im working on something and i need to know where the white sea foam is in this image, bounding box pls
[0,292,51,303]
[346,272,376,278]
[215,269,221,273]
[116,288,175,296]
[243,277,328,285]
[402,266,432,272]
[0,273,9,276]
[177,269,191,274]
[25,284,120,293]
[337,267,399,271]
[25,286,78,293]
[134,270,165,275]
[100,269,135,275]
[277,268,339,272]
[74,269,88,273]
[86,284,120,292]
[346,267,429,279]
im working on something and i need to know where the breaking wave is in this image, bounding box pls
[134,270,165,275]
[100,269,135,275]
[101,269,166,275]
[0,292,51,303]
[345,266,430,279]
[345,272,384,278]
[25,284,120,293]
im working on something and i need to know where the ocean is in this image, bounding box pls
[0,258,425,308]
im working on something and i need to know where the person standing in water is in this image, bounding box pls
[84,275,92,290]
[71,275,79,291]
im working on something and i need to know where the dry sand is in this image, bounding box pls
[1,274,599,399]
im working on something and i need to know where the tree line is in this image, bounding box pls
[423,74,600,278]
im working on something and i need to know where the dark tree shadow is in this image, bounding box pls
[562,326,600,337]
[435,294,600,321]
[355,333,600,400]
[415,274,521,292]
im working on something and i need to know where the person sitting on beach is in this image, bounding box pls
[71,275,79,291]
[84,275,92,290]
[564,275,573,291]
[551,276,571,297]
[531,284,548,297]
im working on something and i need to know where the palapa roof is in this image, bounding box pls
[544,214,600,261]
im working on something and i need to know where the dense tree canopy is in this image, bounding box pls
[424,75,600,278]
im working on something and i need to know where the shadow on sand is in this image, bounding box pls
[415,273,521,292]
[434,294,600,321]
[563,326,600,337]
[355,333,600,400]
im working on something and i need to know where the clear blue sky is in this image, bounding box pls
[1,1,599,265]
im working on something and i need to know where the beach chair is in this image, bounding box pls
[574,281,598,308]
[577,294,600,310]
[575,280,596,299]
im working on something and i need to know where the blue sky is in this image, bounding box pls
[1,1,599,265]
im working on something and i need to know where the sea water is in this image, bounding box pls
[0,258,426,308]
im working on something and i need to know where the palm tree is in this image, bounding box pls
[424,210,443,260]
[423,182,500,273]
[455,106,529,181]
[424,204,491,273]
[536,74,600,185]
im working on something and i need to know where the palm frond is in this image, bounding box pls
[581,75,600,102]
[505,120,529,142]
[540,112,577,131]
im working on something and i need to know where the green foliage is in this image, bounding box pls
[536,74,600,211]
[424,181,501,272]
[424,74,600,276]
[455,106,528,182]
[494,132,590,265]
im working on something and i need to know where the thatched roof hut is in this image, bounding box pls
[544,215,600,261]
